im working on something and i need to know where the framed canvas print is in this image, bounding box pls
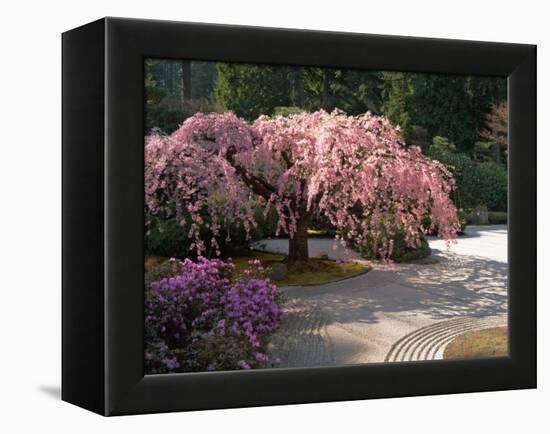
[62,17,536,416]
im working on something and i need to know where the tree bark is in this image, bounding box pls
[321,69,331,110]
[181,61,191,101]
[288,217,309,262]
[492,141,501,165]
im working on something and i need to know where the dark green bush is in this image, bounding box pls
[145,218,193,259]
[488,211,507,224]
[428,148,478,209]
[429,148,507,212]
[429,136,456,154]
[145,216,250,259]
[145,204,281,259]
[421,210,468,235]
[474,162,507,211]
[272,106,307,116]
[252,204,279,239]
[404,125,430,150]
[355,229,431,263]
[307,213,337,237]
[145,97,223,134]
[472,141,494,163]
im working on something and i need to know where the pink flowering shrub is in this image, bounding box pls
[145,257,282,374]
[145,110,460,262]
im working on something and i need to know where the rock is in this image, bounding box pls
[468,205,489,225]
[268,263,288,281]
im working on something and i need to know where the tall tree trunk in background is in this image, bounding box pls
[321,69,331,110]
[181,61,191,104]
[165,63,173,93]
[291,69,305,108]
[288,216,309,262]
[492,142,501,165]
[465,76,477,144]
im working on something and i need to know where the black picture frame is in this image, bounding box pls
[62,17,536,416]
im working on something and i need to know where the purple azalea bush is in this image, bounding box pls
[145,257,282,374]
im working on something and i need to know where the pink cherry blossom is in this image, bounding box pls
[145,110,460,261]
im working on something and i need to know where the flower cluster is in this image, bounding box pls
[145,257,282,374]
[145,110,460,260]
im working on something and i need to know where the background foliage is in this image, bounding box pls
[144,59,508,261]
[145,60,506,158]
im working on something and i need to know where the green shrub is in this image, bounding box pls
[307,213,337,237]
[145,215,249,259]
[145,204,281,259]
[472,141,494,163]
[488,211,507,224]
[404,125,430,150]
[252,204,279,239]
[428,148,478,209]
[429,136,456,154]
[422,210,468,235]
[355,229,431,263]
[145,97,223,134]
[145,218,193,259]
[272,106,307,116]
[428,148,507,212]
[475,162,507,211]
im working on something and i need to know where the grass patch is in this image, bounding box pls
[444,326,508,359]
[233,251,370,286]
[307,228,332,237]
[145,254,169,271]
[281,259,369,285]
[145,251,371,286]
[232,251,287,273]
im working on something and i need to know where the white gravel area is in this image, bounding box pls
[261,225,508,367]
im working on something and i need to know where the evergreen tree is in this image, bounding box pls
[407,74,474,151]
[190,61,217,100]
[147,59,507,160]
[381,72,506,152]
[303,68,382,114]
[214,63,292,120]
[380,72,414,133]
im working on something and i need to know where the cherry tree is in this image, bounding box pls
[145,110,460,262]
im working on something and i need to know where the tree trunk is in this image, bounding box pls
[181,61,191,102]
[294,71,304,107]
[288,218,309,262]
[321,69,331,110]
[492,141,501,164]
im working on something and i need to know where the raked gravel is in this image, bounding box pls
[258,225,508,367]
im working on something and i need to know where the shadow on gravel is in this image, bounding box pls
[283,252,508,326]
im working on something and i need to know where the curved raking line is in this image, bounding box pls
[268,299,335,368]
[385,315,507,362]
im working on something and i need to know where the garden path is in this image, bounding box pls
[255,226,509,367]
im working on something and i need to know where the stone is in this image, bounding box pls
[468,205,489,225]
[268,263,288,281]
